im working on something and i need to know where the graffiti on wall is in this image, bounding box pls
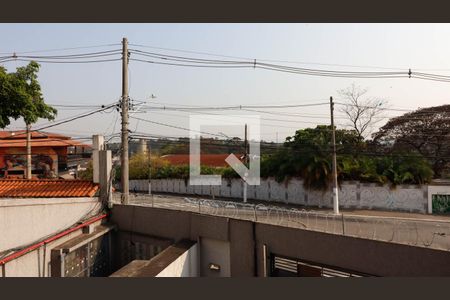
[128,178,431,213]
[432,194,450,214]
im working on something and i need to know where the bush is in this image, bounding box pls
[78,161,93,180]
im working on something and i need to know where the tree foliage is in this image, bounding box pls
[0,61,57,128]
[121,126,434,190]
[260,125,365,189]
[372,104,450,177]
[118,153,236,181]
[260,125,433,190]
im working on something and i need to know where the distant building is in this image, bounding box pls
[0,131,91,179]
[161,154,244,168]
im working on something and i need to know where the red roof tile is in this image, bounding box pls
[0,130,91,148]
[0,179,99,198]
[0,131,70,139]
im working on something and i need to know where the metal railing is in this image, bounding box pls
[112,193,450,252]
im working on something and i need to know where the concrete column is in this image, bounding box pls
[92,135,105,184]
[99,150,112,208]
[138,139,147,155]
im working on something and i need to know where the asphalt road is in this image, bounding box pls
[112,193,450,252]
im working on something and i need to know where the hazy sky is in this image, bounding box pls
[1,23,450,142]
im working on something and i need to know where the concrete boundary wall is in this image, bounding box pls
[156,243,199,277]
[110,205,450,277]
[128,178,436,213]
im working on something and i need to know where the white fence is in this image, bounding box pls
[125,178,439,214]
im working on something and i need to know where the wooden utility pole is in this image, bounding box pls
[121,37,130,204]
[26,124,32,179]
[330,96,339,214]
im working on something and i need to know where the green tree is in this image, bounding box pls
[260,125,433,190]
[375,152,433,185]
[373,104,450,178]
[0,61,57,128]
[260,126,364,189]
[0,61,57,178]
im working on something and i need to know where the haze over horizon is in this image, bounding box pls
[1,23,450,143]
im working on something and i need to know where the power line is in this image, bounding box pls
[129,49,408,76]
[0,49,122,65]
[0,58,122,64]
[130,116,226,138]
[137,98,449,117]
[129,43,446,72]
[126,133,450,161]
[48,104,109,108]
[4,42,450,83]
[135,102,329,110]
[128,48,450,83]
[35,103,117,129]
[33,103,118,132]
[137,99,421,121]
[0,43,121,55]
[17,50,122,60]
[140,106,331,127]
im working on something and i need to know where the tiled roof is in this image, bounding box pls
[0,130,91,148]
[0,131,70,139]
[161,154,244,167]
[0,139,87,148]
[0,179,99,198]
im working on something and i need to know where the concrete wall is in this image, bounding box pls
[110,205,450,277]
[1,219,104,277]
[156,243,199,277]
[200,238,230,277]
[129,178,436,213]
[0,197,102,252]
[110,205,253,277]
[254,223,450,277]
[113,231,174,271]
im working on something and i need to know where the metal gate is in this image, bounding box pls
[270,254,372,277]
[62,234,111,277]
[432,194,450,214]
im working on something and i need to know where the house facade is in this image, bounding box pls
[0,131,90,179]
